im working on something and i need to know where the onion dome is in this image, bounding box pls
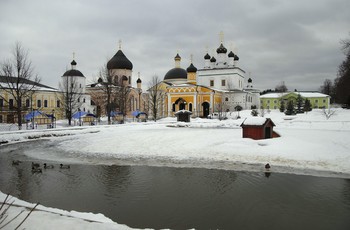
[216,43,227,54]
[174,53,181,61]
[136,78,142,83]
[210,56,216,63]
[107,50,133,70]
[228,51,235,58]
[204,53,211,60]
[248,78,252,83]
[234,54,239,61]
[164,68,187,80]
[187,63,197,73]
[63,60,84,77]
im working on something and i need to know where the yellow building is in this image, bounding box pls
[149,54,223,119]
[260,91,330,110]
[0,76,63,124]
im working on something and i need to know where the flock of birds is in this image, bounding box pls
[12,160,271,173]
[12,160,70,173]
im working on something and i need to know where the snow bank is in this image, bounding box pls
[0,192,141,230]
[1,109,350,178]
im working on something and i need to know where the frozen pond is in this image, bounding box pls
[1,142,350,229]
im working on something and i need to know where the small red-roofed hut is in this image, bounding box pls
[240,117,279,140]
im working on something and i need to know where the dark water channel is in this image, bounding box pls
[1,144,350,229]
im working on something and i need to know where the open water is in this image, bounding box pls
[1,142,350,229]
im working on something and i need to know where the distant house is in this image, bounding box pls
[0,75,61,124]
[260,92,330,110]
[241,117,279,140]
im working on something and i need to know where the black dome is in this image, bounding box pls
[164,68,187,80]
[107,50,133,70]
[228,51,235,58]
[234,54,239,61]
[136,78,142,83]
[216,43,227,54]
[187,63,197,73]
[63,69,84,77]
[204,53,211,60]
[71,60,77,65]
[248,78,252,83]
[210,56,216,63]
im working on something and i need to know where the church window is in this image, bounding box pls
[83,98,86,103]
[57,100,61,108]
[78,98,80,103]
[44,100,48,107]
[80,84,82,88]
[172,103,175,112]
[222,80,226,86]
[225,97,229,101]
[0,99,3,107]
[37,99,42,108]
[129,76,131,84]
[210,80,214,87]
[25,99,30,108]
[189,103,192,112]
[9,99,14,109]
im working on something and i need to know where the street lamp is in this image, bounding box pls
[52,109,55,128]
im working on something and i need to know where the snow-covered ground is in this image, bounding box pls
[1,108,350,229]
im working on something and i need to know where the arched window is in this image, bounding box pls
[172,103,175,112]
[189,103,193,112]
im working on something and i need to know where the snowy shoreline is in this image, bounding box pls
[1,109,350,229]
[1,109,350,179]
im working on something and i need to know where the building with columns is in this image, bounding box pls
[148,37,260,119]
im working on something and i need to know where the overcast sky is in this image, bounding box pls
[1,0,349,91]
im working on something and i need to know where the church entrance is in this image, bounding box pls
[175,98,187,111]
[202,102,210,118]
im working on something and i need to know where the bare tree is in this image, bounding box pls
[334,35,350,105]
[215,94,229,120]
[322,107,336,120]
[95,65,116,124]
[148,75,164,121]
[0,42,40,130]
[275,81,288,92]
[319,79,333,95]
[116,83,131,120]
[59,72,83,125]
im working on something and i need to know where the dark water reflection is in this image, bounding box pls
[1,147,350,229]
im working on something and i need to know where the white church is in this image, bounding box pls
[197,37,260,111]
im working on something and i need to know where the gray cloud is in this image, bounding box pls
[0,0,349,92]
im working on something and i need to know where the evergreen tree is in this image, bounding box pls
[304,99,312,112]
[285,100,295,115]
[279,100,285,112]
[251,109,259,116]
[296,94,304,113]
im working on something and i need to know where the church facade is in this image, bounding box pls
[86,44,148,119]
[149,38,260,119]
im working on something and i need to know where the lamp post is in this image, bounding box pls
[52,109,55,128]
